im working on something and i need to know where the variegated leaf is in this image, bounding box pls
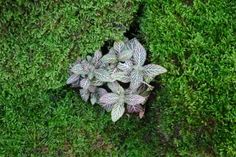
[111,72,130,83]
[118,49,133,62]
[90,93,97,105]
[81,60,90,73]
[92,80,103,86]
[125,94,146,106]
[144,64,167,77]
[95,69,112,82]
[111,102,125,122]
[99,93,119,105]
[113,41,125,53]
[80,78,90,89]
[71,64,83,75]
[127,104,143,113]
[129,38,146,66]
[100,103,114,112]
[66,74,80,84]
[101,53,117,64]
[97,88,108,97]
[130,70,143,90]
[79,89,89,102]
[88,85,96,93]
[107,81,124,94]
[117,60,133,73]
[92,50,102,64]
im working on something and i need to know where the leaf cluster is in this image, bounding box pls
[67,38,167,122]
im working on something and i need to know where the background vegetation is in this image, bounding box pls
[0,0,235,156]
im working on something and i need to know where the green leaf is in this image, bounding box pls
[111,72,130,83]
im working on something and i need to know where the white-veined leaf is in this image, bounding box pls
[113,41,125,53]
[118,49,133,62]
[88,85,96,93]
[66,74,80,84]
[101,53,117,64]
[111,102,125,122]
[79,89,89,102]
[80,78,90,89]
[92,80,103,86]
[144,64,167,77]
[125,94,145,106]
[99,93,119,105]
[97,88,108,97]
[130,70,143,90]
[95,69,112,82]
[129,38,146,66]
[107,82,124,94]
[92,50,102,64]
[71,64,84,75]
[111,72,130,83]
[117,60,133,73]
[100,103,114,112]
[127,104,143,113]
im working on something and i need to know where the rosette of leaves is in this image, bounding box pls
[67,38,167,122]
[67,51,105,104]
[101,40,133,66]
[118,38,167,90]
[99,82,146,122]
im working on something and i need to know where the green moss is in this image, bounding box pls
[140,0,236,156]
[0,0,139,95]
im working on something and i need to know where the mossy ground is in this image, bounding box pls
[0,0,235,156]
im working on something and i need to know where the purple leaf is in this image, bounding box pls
[127,104,144,113]
[66,74,80,84]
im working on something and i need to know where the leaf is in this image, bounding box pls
[92,80,103,86]
[113,41,125,53]
[71,64,84,75]
[117,60,133,73]
[86,55,92,62]
[80,78,90,89]
[100,103,114,112]
[99,93,119,105]
[92,50,102,64]
[130,70,143,90]
[88,85,96,93]
[81,60,90,73]
[139,109,145,118]
[127,104,144,113]
[129,38,146,66]
[101,53,117,64]
[111,72,130,83]
[118,49,133,62]
[95,69,112,82]
[97,88,108,97]
[144,64,167,77]
[66,74,80,84]
[125,94,146,106]
[79,89,89,102]
[90,93,97,105]
[107,81,124,94]
[111,102,125,122]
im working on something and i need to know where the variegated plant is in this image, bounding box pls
[67,38,167,122]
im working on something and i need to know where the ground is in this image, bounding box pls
[0,0,235,156]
